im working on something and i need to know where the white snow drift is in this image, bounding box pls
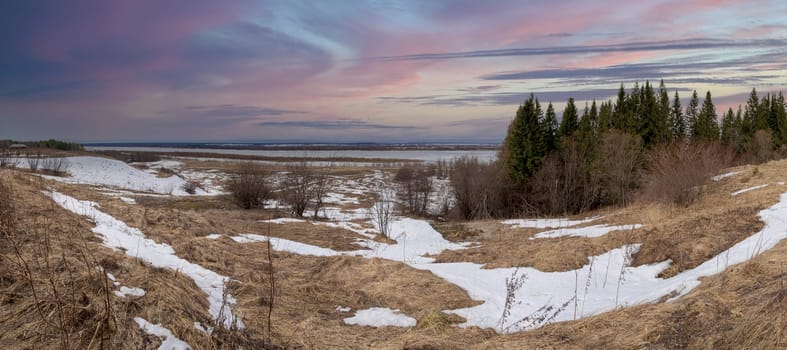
[46,191,242,329]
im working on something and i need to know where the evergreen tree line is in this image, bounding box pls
[486,82,787,217]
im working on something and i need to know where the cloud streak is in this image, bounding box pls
[373,38,787,61]
[258,119,416,130]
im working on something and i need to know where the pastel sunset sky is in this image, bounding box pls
[1,0,786,143]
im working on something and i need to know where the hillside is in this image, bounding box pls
[1,155,785,349]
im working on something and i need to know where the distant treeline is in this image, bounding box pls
[450,81,787,219]
[0,139,84,151]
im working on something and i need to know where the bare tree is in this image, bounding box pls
[225,162,272,209]
[394,164,434,216]
[26,152,41,172]
[41,157,70,176]
[370,187,396,238]
[311,170,331,217]
[279,162,313,217]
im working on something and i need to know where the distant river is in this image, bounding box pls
[86,146,498,163]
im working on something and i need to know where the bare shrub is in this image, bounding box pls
[370,187,396,237]
[225,162,272,209]
[279,162,313,217]
[311,170,331,217]
[449,156,511,220]
[531,141,587,215]
[745,129,774,164]
[643,141,733,206]
[181,180,201,195]
[394,163,434,216]
[279,163,331,217]
[597,131,644,206]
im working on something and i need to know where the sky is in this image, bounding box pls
[1,0,786,143]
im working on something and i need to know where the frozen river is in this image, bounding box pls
[86,146,498,163]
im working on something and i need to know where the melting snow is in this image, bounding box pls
[237,189,787,333]
[343,307,416,328]
[502,216,602,229]
[119,197,136,204]
[712,171,744,181]
[258,218,306,224]
[532,224,643,239]
[114,286,146,298]
[731,184,769,196]
[37,156,210,195]
[46,191,242,329]
[134,317,191,350]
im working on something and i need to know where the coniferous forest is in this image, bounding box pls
[453,82,787,219]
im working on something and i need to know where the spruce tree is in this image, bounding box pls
[559,97,579,137]
[668,90,685,141]
[543,102,559,152]
[502,94,546,183]
[695,91,720,141]
[743,88,760,136]
[720,107,737,146]
[612,84,627,130]
[686,90,700,137]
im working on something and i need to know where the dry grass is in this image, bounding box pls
[3,154,787,349]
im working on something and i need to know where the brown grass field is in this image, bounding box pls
[1,154,785,349]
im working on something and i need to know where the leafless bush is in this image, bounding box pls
[643,141,733,206]
[394,164,434,216]
[226,162,273,209]
[449,156,512,220]
[531,143,587,215]
[278,163,331,217]
[745,129,774,164]
[41,156,69,176]
[279,163,312,217]
[370,187,396,238]
[597,131,644,206]
[311,171,331,217]
[181,180,201,195]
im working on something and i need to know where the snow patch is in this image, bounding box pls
[36,156,209,195]
[258,218,306,224]
[532,224,643,239]
[502,216,602,229]
[205,234,222,239]
[119,197,136,204]
[336,305,352,313]
[712,171,744,181]
[343,307,416,327]
[46,191,242,329]
[114,286,146,298]
[134,317,191,350]
[731,184,768,196]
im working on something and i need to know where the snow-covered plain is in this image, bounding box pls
[46,191,242,329]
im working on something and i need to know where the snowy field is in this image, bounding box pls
[32,154,787,347]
